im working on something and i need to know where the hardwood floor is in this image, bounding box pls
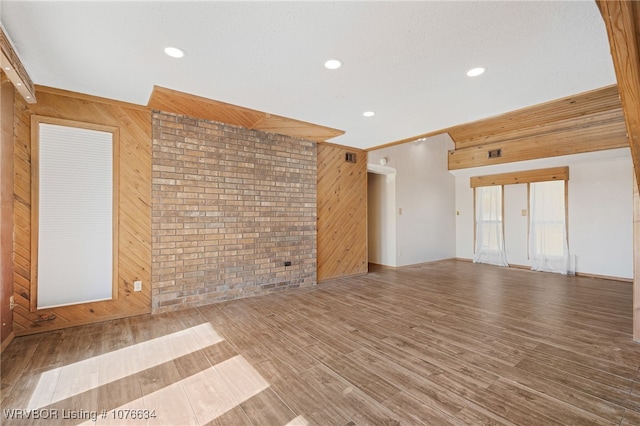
[2,260,640,425]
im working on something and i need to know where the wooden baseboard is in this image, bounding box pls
[318,271,368,283]
[0,331,15,353]
[14,310,150,337]
[574,272,633,283]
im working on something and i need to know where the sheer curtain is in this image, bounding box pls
[474,185,508,267]
[529,180,569,274]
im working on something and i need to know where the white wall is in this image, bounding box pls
[455,176,474,260]
[453,148,633,279]
[368,134,456,266]
[368,172,397,266]
[568,156,633,278]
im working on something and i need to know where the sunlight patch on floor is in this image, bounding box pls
[27,323,224,410]
[78,355,270,425]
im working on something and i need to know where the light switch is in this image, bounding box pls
[521,209,527,216]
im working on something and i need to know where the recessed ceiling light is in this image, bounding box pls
[363,111,375,117]
[324,59,342,70]
[16,82,22,86]
[164,46,185,58]
[4,66,10,71]
[466,67,486,77]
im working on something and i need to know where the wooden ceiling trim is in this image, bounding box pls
[0,25,36,103]
[448,120,629,170]
[36,86,149,111]
[148,86,262,129]
[251,114,346,142]
[470,167,569,188]
[366,129,452,152]
[147,86,344,142]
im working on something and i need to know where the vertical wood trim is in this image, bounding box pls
[501,185,506,259]
[0,331,14,353]
[1,77,15,345]
[598,0,640,191]
[473,187,477,254]
[634,176,640,341]
[112,128,120,300]
[565,179,570,251]
[29,116,39,312]
[527,183,531,259]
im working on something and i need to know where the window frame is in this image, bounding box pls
[471,167,569,259]
[30,115,120,312]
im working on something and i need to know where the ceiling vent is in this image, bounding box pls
[487,149,502,159]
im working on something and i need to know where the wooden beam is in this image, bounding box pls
[597,0,640,342]
[448,121,628,170]
[451,85,622,149]
[0,24,35,103]
[597,1,640,191]
[470,167,569,188]
[454,108,625,149]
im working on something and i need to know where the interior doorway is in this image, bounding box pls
[367,169,397,267]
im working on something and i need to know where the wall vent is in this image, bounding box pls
[487,149,502,159]
[345,152,357,163]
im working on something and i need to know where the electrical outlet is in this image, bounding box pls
[9,296,15,310]
[134,280,142,292]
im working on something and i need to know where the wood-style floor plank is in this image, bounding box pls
[2,260,639,425]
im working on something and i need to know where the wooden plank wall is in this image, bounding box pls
[1,76,15,347]
[316,143,368,281]
[12,87,152,335]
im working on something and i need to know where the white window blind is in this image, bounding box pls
[529,180,569,274]
[474,185,508,267]
[37,123,114,308]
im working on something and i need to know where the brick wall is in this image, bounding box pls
[151,111,317,312]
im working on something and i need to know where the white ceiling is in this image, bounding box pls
[1,1,616,150]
